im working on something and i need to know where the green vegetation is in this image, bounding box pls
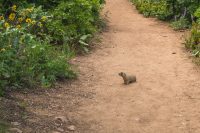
[131,0,200,22]
[132,0,171,20]
[131,0,200,61]
[185,7,200,57]
[0,121,9,133]
[0,0,104,95]
[170,17,190,30]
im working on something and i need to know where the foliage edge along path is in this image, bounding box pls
[0,0,105,95]
[131,0,200,59]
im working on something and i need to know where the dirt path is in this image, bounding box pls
[5,0,200,132]
[74,0,200,132]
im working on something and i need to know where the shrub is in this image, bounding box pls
[132,0,171,20]
[0,26,75,93]
[0,5,75,95]
[132,0,200,24]
[170,17,190,30]
[185,23,200,57]
[0,0,104,95]
[46,0,102,52]
[0,1,104,51]
[185,7,200,57]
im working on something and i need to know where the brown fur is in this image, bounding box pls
[118,72,136,85]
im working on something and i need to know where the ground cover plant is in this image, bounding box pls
[0,0,104,95]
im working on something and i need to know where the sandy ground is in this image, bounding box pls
[75,0,200,132]
[2,0,200,132]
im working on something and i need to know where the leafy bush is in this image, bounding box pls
[132,0,171,20]
[194,7,200,24]
[0,5,75,95]
[170,17,190,30]
[184,7,200,57]
[46,0,102,52]
[185,23,200,57]
[132,0,200,24]
[0,0,104,49]
[0,28,75,93]
[0,0,104,95]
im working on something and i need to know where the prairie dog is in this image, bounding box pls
[118,72,136,85]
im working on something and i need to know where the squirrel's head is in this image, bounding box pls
[119,72,126,77]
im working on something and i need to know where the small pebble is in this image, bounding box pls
[57,128,64,132]
[67,125,76,131]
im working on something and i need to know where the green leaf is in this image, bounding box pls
[79,40,89,46]
[80,34,92,41]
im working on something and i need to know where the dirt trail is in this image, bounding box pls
[74,0,200,132]
[7,0,200,132]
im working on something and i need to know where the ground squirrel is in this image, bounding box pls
[118,72,136,85]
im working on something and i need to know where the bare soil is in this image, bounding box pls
[2,0,200,132]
